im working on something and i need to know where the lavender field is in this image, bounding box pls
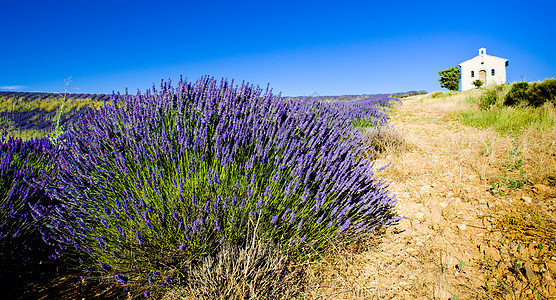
[0,77,415,299]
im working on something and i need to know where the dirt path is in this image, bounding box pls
[307,94,556,299]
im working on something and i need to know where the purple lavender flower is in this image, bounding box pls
[179,243,187,251]
[135,230,144,244]
[115,274,128,284]
[165,278,173,286]
[297,219,304,231]
[100,262,112,271]
[204,200,211,214]
[192,220,199,232]
[212,219,220,233]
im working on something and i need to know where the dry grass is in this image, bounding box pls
[163,242,305,300]
[303,231,395,300]
[307,91,556,299]
[362,124,413,158]
[520,127,556,185]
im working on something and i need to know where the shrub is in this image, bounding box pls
[472,79,483,89]
[45,77,397,297]
[478,84,506,111]
[430,91,446,98]
[504,79,556,108]
[0,136,58,284]
[478,89,498,110]
[527,79,556,107]
[504,82,529,106]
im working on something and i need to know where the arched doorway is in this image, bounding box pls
[479,70,487,85]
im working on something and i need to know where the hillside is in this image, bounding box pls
[304,91,556,299]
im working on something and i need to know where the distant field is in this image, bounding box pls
[0,92,116,139]
[0,90,406,140]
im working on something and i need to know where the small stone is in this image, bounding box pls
[415,239,424,246]
[457,223,467,231]
[408,274,417,280]
[431,207,442,224]
[523,264,536,281]
[484,247,502,262]
[439,202,448,208]
[522,196,532,204]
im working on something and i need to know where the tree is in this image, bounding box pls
[438,66,461,91]
[472,79,483,89]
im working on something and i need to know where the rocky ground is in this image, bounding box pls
[306,94,556,299]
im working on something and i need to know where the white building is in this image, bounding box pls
[458,48,508,91]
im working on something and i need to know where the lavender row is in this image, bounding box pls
[0,106,88,131]
[286,93,400,128]
[0,91,116,102]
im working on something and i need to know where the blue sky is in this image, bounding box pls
[1,0,554,96]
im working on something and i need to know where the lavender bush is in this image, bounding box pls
[0,136,58,279]
[45,76,397,297]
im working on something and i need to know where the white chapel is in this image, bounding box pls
[458,48,508,91]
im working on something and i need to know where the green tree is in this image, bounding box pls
[472,79,484,89]
[438,66,461,91]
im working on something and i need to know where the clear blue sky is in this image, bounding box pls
[1,0,554,96]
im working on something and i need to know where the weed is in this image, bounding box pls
[489,138,527,195]
[456,260,466,272]
[49,77,71,144]
[499,138,527,189]
[481,136,492,156]
[514,262,522,273]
